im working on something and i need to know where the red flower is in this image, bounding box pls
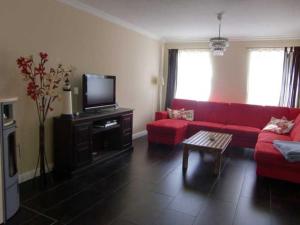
[34,64,46,76]
[39,52,48,60]
[21,67,30,75]
[17,57,26,68]
[27,81,39,100]
[25,58,33,64]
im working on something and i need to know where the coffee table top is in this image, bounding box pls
[183,130,232,152]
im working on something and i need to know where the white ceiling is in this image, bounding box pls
[62,0,300,41]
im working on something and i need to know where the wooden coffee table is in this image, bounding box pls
[182,130,232,176]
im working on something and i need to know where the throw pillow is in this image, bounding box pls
[181,110,194,121]
[263,117,294,134]
[167,108,185,119]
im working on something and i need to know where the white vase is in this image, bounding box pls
[62,90,73,115]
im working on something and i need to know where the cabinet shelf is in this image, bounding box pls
[92,124,120,134]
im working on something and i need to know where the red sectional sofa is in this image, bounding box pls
[146,99,300,184]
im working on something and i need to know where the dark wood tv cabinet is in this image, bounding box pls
[53,108,133,176]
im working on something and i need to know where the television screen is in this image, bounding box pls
[83,74,116,110]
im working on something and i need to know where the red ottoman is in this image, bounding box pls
[147,119,188,145]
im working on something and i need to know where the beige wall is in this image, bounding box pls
[163,40,300,107]
[0,0,161,175]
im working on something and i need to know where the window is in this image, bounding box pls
[175,49,213,101]
[247,49,284,106]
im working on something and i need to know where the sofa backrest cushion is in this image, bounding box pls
[265,106,290,120]
[290,113,300,141]
[195,101,230,124]
[171,99,197,110]
[289,108,300,120]
[226,103,269,129]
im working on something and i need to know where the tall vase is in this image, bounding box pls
[39,123,47,187]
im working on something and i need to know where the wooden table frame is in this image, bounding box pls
[182,131,232,176]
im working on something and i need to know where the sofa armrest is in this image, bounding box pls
[155,111,168,120]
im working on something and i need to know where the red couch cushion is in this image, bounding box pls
[223,124,260,138]
[171,99,197,110]
[226,103,269,129]
[194,101,230,124]
[290,114,300,141]
[258,131,291,143]
[291,124,300,141]
[187,121,225,137]
[265,106,290,120]
[255,142,300,170]
[188,121,225,130]
[146,119,188,135]
[155,111,168,120]
[288,108,300,120]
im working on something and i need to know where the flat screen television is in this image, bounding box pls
[82,74,116,110]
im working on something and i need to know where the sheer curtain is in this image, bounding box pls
[175,49,213,101]
[247,49,284,106]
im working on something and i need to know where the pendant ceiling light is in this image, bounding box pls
[209,12,229,56]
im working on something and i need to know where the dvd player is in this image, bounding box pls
[94,120,118,128]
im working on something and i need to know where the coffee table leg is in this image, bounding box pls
[214,153,222,176]
[182,145,189,171]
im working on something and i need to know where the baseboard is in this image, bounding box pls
[18,164,54,183]
[133,130,147,140]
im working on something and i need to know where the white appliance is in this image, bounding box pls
[0,97,19,223]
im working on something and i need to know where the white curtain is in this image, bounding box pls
[247,48,284,106]
[175,49,213,101]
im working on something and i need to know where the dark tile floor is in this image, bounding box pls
[8,136,300,225]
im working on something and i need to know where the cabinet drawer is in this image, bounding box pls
[122,131,132,148]
[74,144,91,167]
[74,124,91,145]
[122,114,133,131]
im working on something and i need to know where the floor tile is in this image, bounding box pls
[6,207,37,225]
[193,200,236,225]
[120,206,161,225]
[44,188,104,224]
[20,175,63,202]
[22,215,56,225]
[269,179,300,201]
[149,166,184,197]
[109,218,136,225]
[68,192,137,225]
[23,176,93,211]
[271,196,300,225]
[155,209,195,225]
[117,190,172,225]
[240,169,270,201]
[233,196,271,225]
[209,164,244,202]
[168,191,208,216]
